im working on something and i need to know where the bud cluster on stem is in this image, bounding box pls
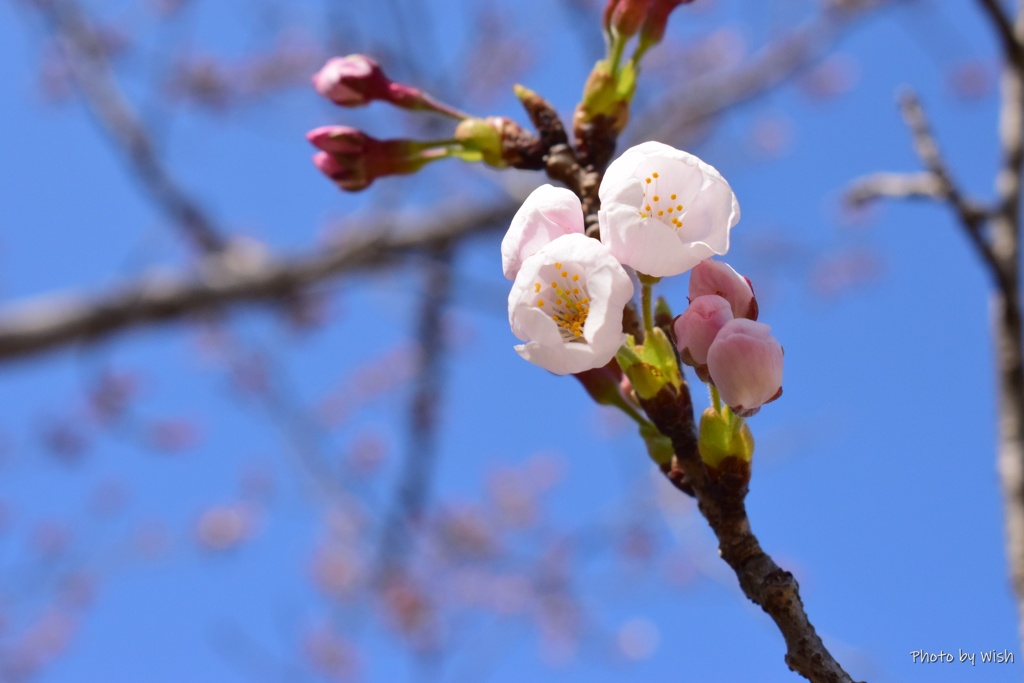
[500,141,783,478]
[577,0,695,139]
[307,55,544,191]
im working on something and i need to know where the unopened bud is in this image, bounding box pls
[672,295,732,382]
[313,55,390,106]
[689,259,758,320]
[706,319,783,417]
[606,0,652,40]
[307,126,442,192]
[639,0,694,50]
[313,55,468,119]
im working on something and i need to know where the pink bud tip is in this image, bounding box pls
[689,259,757,320]
[306,126,371,155]
[312,55,388,106]
[706,318,783,417]
[672,295,733,373]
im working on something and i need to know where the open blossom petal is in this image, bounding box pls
[598,141,740,277]
[689,259,757,320]
[706,318,783,417]
[508,233,634,375]
[501,185,585,280]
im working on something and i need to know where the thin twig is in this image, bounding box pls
[898,90,1005,283]
[844,171,947,205]
[376,241,454,573]
[848,0,1024,654]
[0,204,514,364]
[977,0,1024,66]
[639,387,861,683]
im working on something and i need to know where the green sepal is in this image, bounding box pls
[697,408,755,469]
[616,59,638,102]
[579,60,621,120]
[639,421,673,466]
[454,118,505,168]
[616,329,682,400]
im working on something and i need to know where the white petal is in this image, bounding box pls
[598,142,740,278]
[506,233,633,375]
[501,185,584,280]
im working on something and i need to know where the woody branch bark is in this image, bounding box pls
[0,205,514,365]
[639,386,860,683]
[846,0,1024,650]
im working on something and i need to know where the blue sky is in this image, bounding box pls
[1,0,1022,681]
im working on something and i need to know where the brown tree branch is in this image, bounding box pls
[639,387,860,683]
[0,204,514,365]
[845,171,948,205]
[978,0,1024,66]
[376,241,454,574]
[983,0,1024,652]
[846,0,1024,652]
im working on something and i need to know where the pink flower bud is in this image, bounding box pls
[640,0,694,48]
[689,259,757,320]
[672,295,732,381]
[313,55,390,106]
[307,125,370,155]
[604,0,652,39]
[312,55,468,119]
[307,126,438,192]
[706,319,783,418]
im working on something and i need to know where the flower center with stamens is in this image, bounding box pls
[637,171,685,230]
[533,261,590,342]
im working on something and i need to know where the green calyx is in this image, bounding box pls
[616,329,682,400]
[697,407,754,469]
[639,421,673,465]
[454,118,505,168]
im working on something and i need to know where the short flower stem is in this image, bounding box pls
[642,282,653,335]
[418,96,471,121]
[710,384,722,413]
[638,273,660,337]
[608,35,626,76]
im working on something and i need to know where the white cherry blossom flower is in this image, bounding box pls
[508,233,634,375]
[598,141,740,277]
[501,185,585,280]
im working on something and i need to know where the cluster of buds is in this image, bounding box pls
[603,0,695,54]
[501,141,783,477]
[313,55,466,118]
[673,259,782,418]
[575,1,695,140]
[308,55,538,191]
[307,126,449,192]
